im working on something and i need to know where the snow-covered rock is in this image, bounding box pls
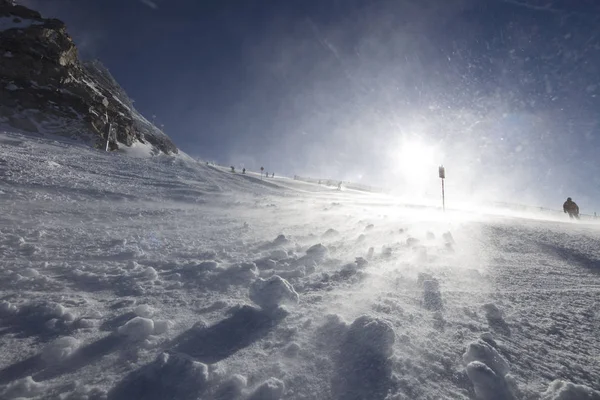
[249,275,299,310]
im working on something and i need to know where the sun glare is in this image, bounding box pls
[395,140,438,188]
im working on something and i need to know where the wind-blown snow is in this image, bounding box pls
[1,130,599,399]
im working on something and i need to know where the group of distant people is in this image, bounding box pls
[229,166,274,178]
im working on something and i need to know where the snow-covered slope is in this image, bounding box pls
[0,131,599,400]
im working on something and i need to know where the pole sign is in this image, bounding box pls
[439,165,446,211]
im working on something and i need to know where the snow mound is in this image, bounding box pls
[333,316,395,399]
[248,377,285,400]
[269,249,289,261]
[466,361,516,400]
[483,303,511,335]
[134,304,155,318]
[108,352,209,400]
[249,275,299,310]
[463,339,518,400]
[0,300,18,315]
[41,336,80,363]
[117,316,154,340]
[306,243,328,258]
[222,263,259,284]
[215,374,247,399]
[463,339,510,377]
[142,267,159,280]
[1,376,45,399]
[541,380,600,400]
[273,234,290,246]
[323,228,340,238]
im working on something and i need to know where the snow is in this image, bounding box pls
[0,130,600,399]
[0,376,45,399]
[541,380,600,400]
[118,139,155,158]
[248,377,285,400]
[41,336,80,364]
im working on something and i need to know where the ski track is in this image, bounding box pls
[0,131,599,400]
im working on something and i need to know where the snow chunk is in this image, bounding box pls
[463,339,510,377]
[306,243,328,258]
[483,303,510,335]
[0,300,18,315]
[223,262,259,284]
[269,249,289,261]
[333,316,395,399]
[142,267,158,280]
[215,374,247,399]
[250,275,299,310]
[108,352,209,400]
[118,317,154,340]
[248,377,285,400]
[134,304,155,318]
[273,234,290,246]
[323,228,340,238]
[466,361,515,400]
[541,380,600,400]
[1,376,45,399]
[41,336,80,363]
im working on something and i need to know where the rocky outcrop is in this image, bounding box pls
[0,1,178,154]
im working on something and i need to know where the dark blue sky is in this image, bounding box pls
[21,0,600,209]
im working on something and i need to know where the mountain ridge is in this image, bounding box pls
[0,0,178,154]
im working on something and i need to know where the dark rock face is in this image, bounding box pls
[0,1,178,154]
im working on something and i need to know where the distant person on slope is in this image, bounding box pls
[563,197,580,219]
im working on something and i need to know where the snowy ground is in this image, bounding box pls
[0,131,599,400]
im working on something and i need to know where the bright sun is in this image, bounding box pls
[395,140,438,186]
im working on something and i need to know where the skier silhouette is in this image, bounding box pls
[563,197,580,219]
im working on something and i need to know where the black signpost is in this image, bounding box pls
[439,166,446,212]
